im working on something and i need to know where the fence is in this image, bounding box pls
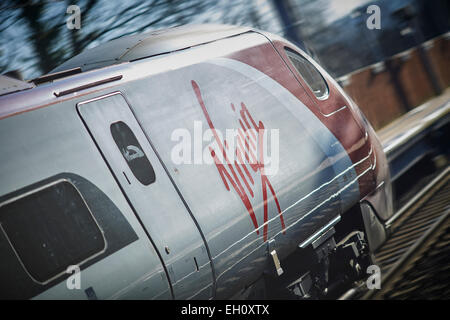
[338,32,450,130]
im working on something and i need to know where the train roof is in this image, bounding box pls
[0,75,35,96]
[52,24,251,74]
[0,24,255,119]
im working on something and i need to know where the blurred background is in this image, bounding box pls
[1,0,449,129]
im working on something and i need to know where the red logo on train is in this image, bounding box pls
[192,80,286,241]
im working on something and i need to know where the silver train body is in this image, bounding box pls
[0,25,393,299]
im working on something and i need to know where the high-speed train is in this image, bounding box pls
[0,24,393,299]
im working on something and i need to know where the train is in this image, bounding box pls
[0,24,393,299]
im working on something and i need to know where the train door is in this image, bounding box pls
[77,92,214,299]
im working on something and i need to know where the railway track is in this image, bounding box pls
[340,166,450,300]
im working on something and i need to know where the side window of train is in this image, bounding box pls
[0,173,139,299]
[284,48,329,100]
[110,121,156,186]
[0,180,105,284]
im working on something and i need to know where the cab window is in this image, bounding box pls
[285,48,329,100]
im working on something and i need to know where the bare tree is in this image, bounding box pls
[0,0,281,78]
